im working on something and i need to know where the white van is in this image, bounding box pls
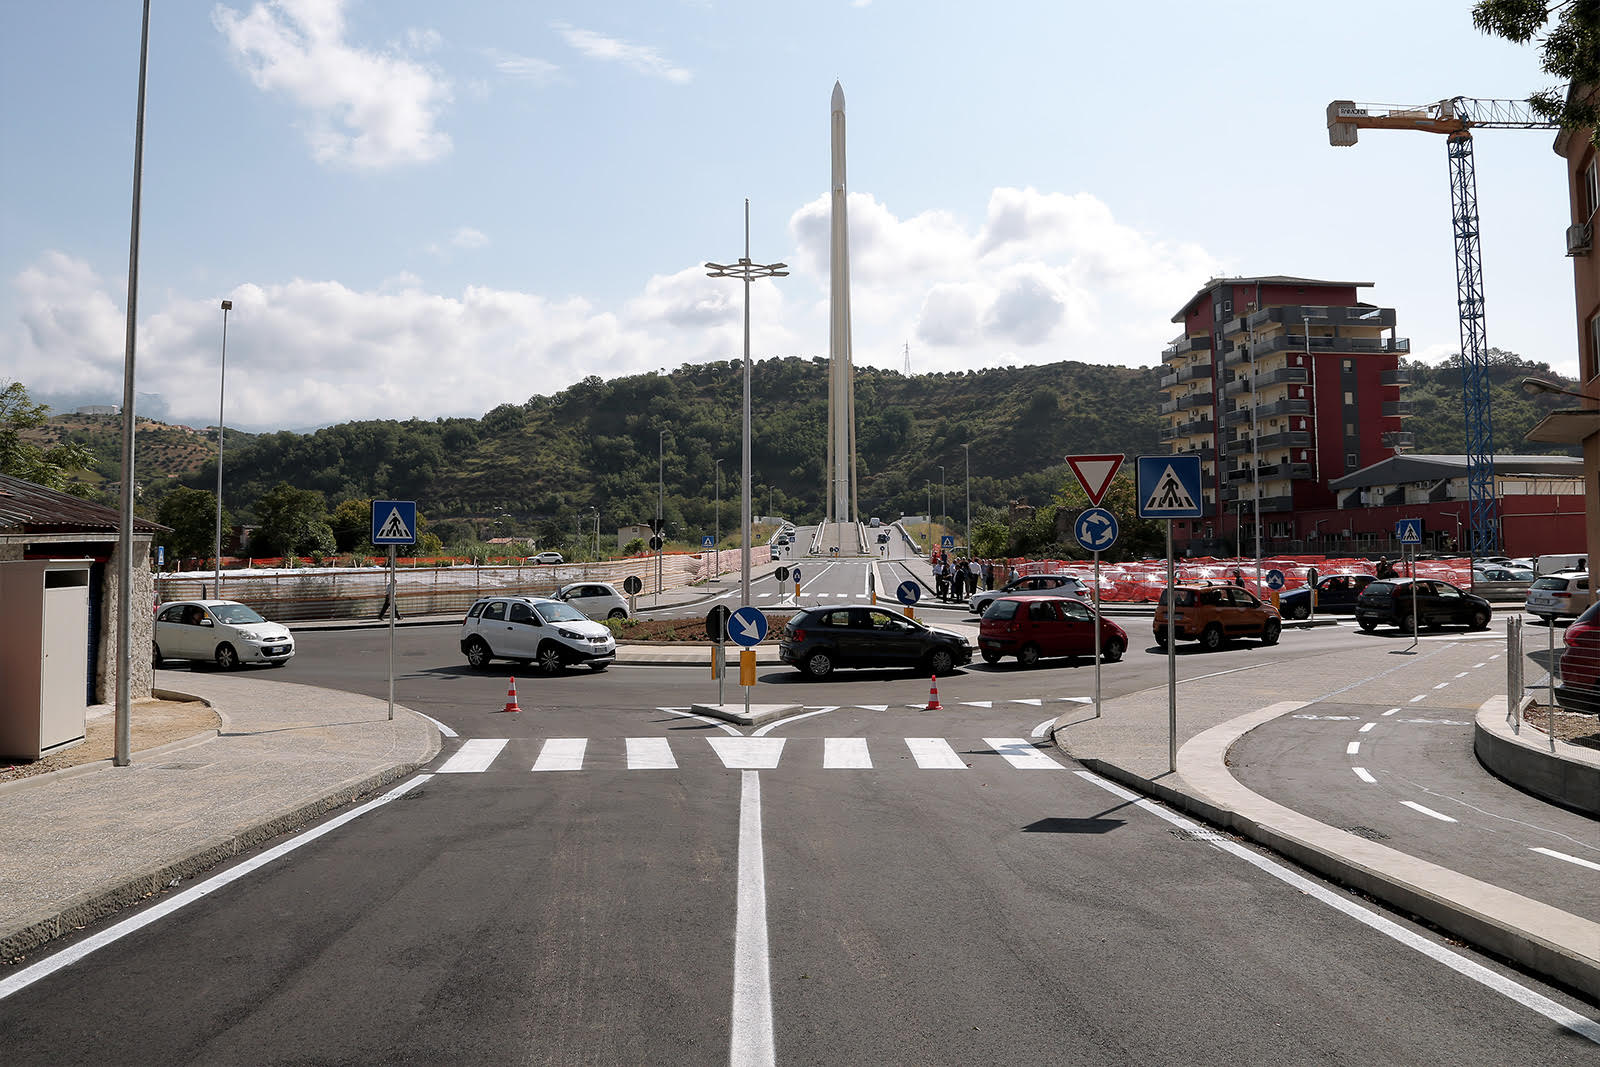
[1535,553,1588,577]
[869,516,881,527]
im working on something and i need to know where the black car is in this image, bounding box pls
[1277,573,1376,620]
[1354,578,1492,633]
[779,604,973,678]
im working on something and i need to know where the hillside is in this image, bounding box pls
[22,413,252,493]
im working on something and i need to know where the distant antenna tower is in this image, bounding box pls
[902,341,911,375]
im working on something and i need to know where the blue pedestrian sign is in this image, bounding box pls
[1395,519,1423,545]
[728,606,768,647]
[897,580,922,606]
[940,535,955,549]
[1136,455,1203,519]
[157,545,165,567]
[371,500,417,545]
[1265,568,1286,590]
[1074,507,1119,553]
[702,535,715,548]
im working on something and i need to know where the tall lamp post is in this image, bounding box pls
[961,443,971,554]
[937,465,946,535]
[590,506,599,561]
[706,199,787,608]
[926,482,932,547]
[213,299,232,598]
[657,427,669,596]
[713,457,723,582]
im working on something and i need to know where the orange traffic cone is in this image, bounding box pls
[501,677,522,713]
[923,674,943,711]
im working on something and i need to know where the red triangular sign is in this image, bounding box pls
[1065,453,1125,506]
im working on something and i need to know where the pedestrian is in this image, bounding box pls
[378,584,403,620]
[1008,562,1020,585]
[933,557,948,600]
[967,557,981,596]
[984,559,996,590]
[951,559,966,601]
[1231,567,1244,587]
[1375,557,1396,580]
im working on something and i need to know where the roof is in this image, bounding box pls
[0,474,165,535]
[1326,453,1583,490]
[1171,275,1374,323]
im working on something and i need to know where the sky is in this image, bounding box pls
[0,0,1581,432]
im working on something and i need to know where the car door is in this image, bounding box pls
[476,599,513,656]
[504,600,545,657]
[1057,599,1097,656]
[156,603,196,658]
[1431,581,1470,625]
[862,608,922,666]
[1224,588,1266,637]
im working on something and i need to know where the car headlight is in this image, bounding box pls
[558,628,582,640]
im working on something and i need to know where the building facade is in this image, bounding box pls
[1161,276,1409,553]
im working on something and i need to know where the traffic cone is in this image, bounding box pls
[501,677,522,713]
[923,674,943,711]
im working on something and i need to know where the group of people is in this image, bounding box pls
[930,552,1011,602]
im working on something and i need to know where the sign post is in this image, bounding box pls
[1074,505,1120,718]
[896,578,921,622]
[706,605,731,706]
[728,606,768,718]
[1396,519,1422,651]
[1138,456,1204,772]
[372,499,417,721]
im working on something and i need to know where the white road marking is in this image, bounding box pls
[413,711,458,738]
[1352,767,1377,783]
[823,737,872,769]
[752,707,838,737]
[1409,695,1427,703]
[1473,662,1487,669]
[1433,682,1450,690]
[1294,714,1361,720]
[1346,741,1361,755]
[532,738,587,771]
[985,737,1060,769]
[657,707,742,736]
[962,700,994,708]
[0,775,431,1004]
[730,771,775,1066]
[1072,770,1600,1046]
[855,704,889,712]
[1011,698,1043,706]
[1383,708,1400,716]
[1531,848,1600,872]
[626,737,677,770]
[1455,672,1469,679]
[709,737,787,769]
[1051,696,1093,704]
[437,739,507,773]
[1030,716,1055,738]
[1359,722,1376,733]
[905,737,966,769]
[1401,800,1458,823]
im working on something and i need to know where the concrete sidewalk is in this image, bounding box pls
[1052,641,1600,1002]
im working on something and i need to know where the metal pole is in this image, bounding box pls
[1167,520,1177,773]
[387,545,396,720]
[1408,544,1419,651]
[657,429,665,598]
[115,0,151,768]
[1092,550,1102,719]
[214,300,231,597]
[963,443,971,555]
[741,202,752,610]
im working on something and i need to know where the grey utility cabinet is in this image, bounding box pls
[0,559,92,760]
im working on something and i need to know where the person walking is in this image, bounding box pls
[951,559,967,602]
[967,556,982,595]
[933,556,948,601]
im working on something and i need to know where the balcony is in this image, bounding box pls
[1255,430,1312,449]
[1382,430,1415,450]
[1160,417,1214,441]
[1256,366,1308,389]
[1224,375,1251,397]
[1244,305,1397,332]
[1158,360,1215,389]
[1382,400,1411,417]
[1224,406,1254,427]
[1161,335,1211,362]
[1256,397,1310,419]
[1260,461,1313,481]
[1381,367,1411,387]
[1241,333,1411,360]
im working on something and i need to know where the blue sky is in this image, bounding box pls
[0,1,1579,431]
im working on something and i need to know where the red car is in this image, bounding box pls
[1556,601,1600,714]
[978,595,1127,667]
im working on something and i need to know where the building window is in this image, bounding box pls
[1587,310,1600,383]
[1344,391,1354,405]
[1584,156,1599,222]
[1347,453,1358,469]
[1346,422,1357,436]
[1343,360,1353,371]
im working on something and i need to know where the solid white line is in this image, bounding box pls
[1531,847,1600,872]
[436,738,507,773]
[626,737,677,770]
[985,737,1060,769]
[752,706,837,737]
[823,737,872,769]
[1352,767,1377,784]
[905,737,966,769]
[1346,741,1361,755]
[0,774,431,1003]
[708,737,786,769]
[1030,716,1055,739]
[1359,723,1376,733]
[963,700,995,709]
[730,771,775,1066]
[413,711,458,738]
[1401,800,1458,823]
[657,707,742,736]
[1071,770,1600,1046]
[532,738,587,771]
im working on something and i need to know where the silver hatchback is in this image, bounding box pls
[1525,571,1592,624]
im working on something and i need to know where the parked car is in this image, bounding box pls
[1354,579,1492,632]
[1555,600,1600,714]
[557,581,630,620]
[978,595,1127,667]
[1472,566,1527,584]
[460,595,616,673]
[1276,573,1375,620]
[968,573,1089,615]
[528,551,564,565]
[1152,584,1280,650]
[154,600,294,670]
[1535,553,1587,577]
[770,544,783,560]
[1525,571,1592,624]
[779,604,972,678]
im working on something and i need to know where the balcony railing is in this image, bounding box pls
[1158,360,1215,389]
[1256,397,1310,419]
[1159,418,1214,441]
[1381,367,1411,387]
[1255,430,1312,449]
[1382,430,1415,449]
[1382,400,1411,417]
[1256,366,1308,388]
[1161,335,1211,362]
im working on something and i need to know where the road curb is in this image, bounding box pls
[1473,699,1600,816]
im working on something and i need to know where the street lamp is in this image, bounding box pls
[590,506,599,561]
[213,299,232,598]
[961,443,971,554]
[713,458,723,582]
[706,199,787,608]
[1521,376,1590,402]
[938,465,946,534]
[657,427,668,596]
[926,482,932,545]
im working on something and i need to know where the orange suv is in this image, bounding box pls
[1152,584,1281,651]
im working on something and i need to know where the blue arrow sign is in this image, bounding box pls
[371,500,417,545]
[1136,455,1203,519]
[897,580,922,605]
[1395,519,1423,545]
[728,606,768,647]
[1074,507,1119,553]
[1265,568,1286,590]
[702,535,715,548]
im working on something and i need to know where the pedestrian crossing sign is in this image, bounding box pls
[1135,455,1203,519]
[1395,519,1423,545]
[371,499,417,545]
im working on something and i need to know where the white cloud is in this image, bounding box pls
[450,227,489,250]
[552,22,691,84]
[486,48,560,84]
[213,0,452,169]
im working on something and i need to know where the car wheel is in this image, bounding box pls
[1199,625,1224,652]
[980,649,1002,665]
[536,643,565,675]
[927,648,956,676]
[608,608,627,620]
[1101,636,1125,663]
[804,651,834,678]
[464,637,492,669]
[1397,613,1414,634]
[1153,632,1168,650]
[152,642,163,669]
[1290,603,1310,621]
[1469,609,1490,631]
[1357,619,1377,632]
[1017,643,1041,668]
[214,643,239,671]
[1260,619,1281,646]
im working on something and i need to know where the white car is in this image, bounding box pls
[1525,571,1592,624]
[558,581,630,620]
[968,574,1089,615]
[460,595,616,673]
[528,551,565,565]
[154,600,295,670]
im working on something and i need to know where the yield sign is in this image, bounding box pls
[1065,453,1124,506]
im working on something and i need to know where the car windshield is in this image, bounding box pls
[536,602,588,624]
[1531,576,1572,590]
[1364,582,1396,596]
[210,603,266,625]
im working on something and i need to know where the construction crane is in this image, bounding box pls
[1328,97,1558,556]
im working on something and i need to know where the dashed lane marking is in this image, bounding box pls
[1531,848,1600,872]
[1401,800,1458,823]
[1346,742,1361,755]
[1352,767,1376,783]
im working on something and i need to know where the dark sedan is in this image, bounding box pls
[1354,579,1492,633]
[779,604,973,678]
[1277,573,1375,619]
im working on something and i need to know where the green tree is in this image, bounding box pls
[157,486,228,560]
[330,497,374,552]
[253,482,334,558]
[0,380,95,496]
[1473,0,1600,148]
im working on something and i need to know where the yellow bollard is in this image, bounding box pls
[711,644,723,679]
[739,649,756,686]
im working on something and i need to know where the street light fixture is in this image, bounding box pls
[1521,376,1590,402]
[706,199,787,608]
[213,299,232,598]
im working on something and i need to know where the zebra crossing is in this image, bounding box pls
[433,735,1067,774]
